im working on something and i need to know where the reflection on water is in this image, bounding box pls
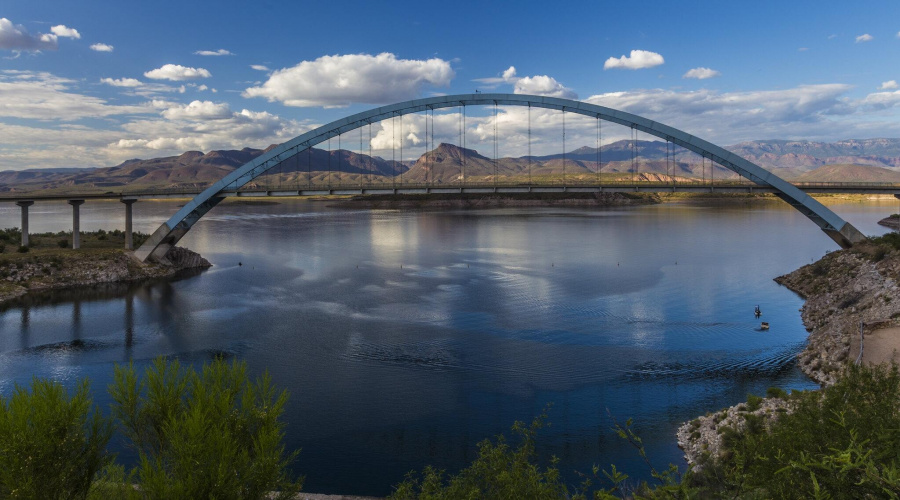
[0,198,892,495]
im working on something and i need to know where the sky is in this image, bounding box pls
[2,0,900,170]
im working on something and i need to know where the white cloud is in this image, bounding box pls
[0,70,152,120]
[0,18,57,51]
[194,49,233,56]
[856,33,874,43]
[473,65,518,86]
[243,52,454,107]
[584,84,861,144]
[880,80,899,90]
[472,66,576,98]
[112,100,313,155]
[144,64,212,81]
[513,75,578,99]
[250,64,270,71]
[161,100,232,120]
[90,43,114,52]
[603,50,664,70]
[683,67,721,80]
[798,47,809,52]
[897,31,900,39]
[50,25,80,39]
[101,77,142,87]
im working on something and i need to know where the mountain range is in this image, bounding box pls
[5,138,900,194]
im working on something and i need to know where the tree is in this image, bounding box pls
[109,357,302,499]
[0,378,112,500]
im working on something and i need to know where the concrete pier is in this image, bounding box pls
[121,199,137,250]
[15,200,33,247]
[68,199,85,249]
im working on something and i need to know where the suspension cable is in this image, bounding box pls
[327,137,332,187]
[596,115,600,185]
[562,107,566,186]
[399,113,403,185]
[528,103,532,185]
[462,105,466,184]
[369,121,373,186]
[359,127,360,190]
[392,113,396,189]
[493,101,498,186]
[599,116,602,186]
[458,105,463,186]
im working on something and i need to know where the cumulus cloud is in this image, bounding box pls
[514,75,578,99]
[603,50,664,70]
[101,77,142,87]
[194,49,233,56]
[0,18,57,51]
[880,80,899,90]
[144,64,212,81]
[0,70,153,120]
[50,25,80,39]
[243,52,454,107]
[856,33,873,43]
[90,43,114,52]
[584,84,861,144]
[473,65,518,86]
[161,100,232,120]
[111,100,312,154]
[251,64,270,71]
[472,66,576,98]
[683,67,721,80]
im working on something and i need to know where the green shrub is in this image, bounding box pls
[765,386,788,399]
[703,363,900,498]
[16,245,28,253]
[58,239,69,248]
[0,378,113,499]
[109,357,301,499]
[745,394,763,412]
[390,411,569,500]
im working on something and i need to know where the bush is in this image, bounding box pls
[390,411,569,499]
[16,245,28,253]
[109,357,302,499]
[58,239,69,248]
[703,363,900,498]
[0,378,112,499]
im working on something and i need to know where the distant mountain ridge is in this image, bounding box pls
[4,138,900,194]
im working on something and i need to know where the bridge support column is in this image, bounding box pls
[121,199,137,250]
[15,201,34,248]
[68,199,85,249]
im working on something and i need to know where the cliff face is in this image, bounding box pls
[677,240,900,467]
[774,247,900,385]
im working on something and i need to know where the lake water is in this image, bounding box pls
[0,197,893,495]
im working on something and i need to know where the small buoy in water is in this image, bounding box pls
[238,262,242,266]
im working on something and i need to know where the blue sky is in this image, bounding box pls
[2,0,900,169]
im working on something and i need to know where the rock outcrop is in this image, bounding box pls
[0,246,211,306]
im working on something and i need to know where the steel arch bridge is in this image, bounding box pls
[134,93,866,263]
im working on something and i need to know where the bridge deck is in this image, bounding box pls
[1,181,899,202]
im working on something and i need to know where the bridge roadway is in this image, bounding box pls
[4,180,897,252]
[4,180,900,202]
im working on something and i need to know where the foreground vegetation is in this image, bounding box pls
[0,358,301,499]
[4,357,900,498]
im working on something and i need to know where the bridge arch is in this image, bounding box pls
[135,93,865,262]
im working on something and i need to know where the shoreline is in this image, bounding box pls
[677,236,900,468]
[0,246,211,308]
[327,191,660,209]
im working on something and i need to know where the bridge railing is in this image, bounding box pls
[2,179,900,201]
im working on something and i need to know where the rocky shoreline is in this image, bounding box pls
[0,246,211,307]
[677,239,900,468]
[329,191,659,209]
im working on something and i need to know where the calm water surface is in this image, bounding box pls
[0,198,893,495]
